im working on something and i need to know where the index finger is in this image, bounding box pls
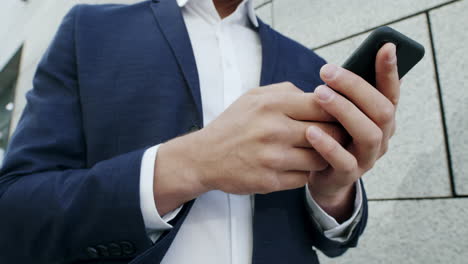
[279,92,336,122]
[259,82,336,122]
[288,120,349,148]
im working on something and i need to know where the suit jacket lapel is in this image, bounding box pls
[150,0,203,125]
[258,19,279,87]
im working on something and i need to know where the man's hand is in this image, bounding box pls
[306,43,400,222]
[154,82,348,215]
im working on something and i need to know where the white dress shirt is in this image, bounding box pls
[138,0,363,263]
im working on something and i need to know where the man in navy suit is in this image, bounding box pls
[0,0,400,263]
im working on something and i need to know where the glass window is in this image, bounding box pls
[0,47,22,164]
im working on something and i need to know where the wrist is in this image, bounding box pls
[309,183,356,223]
[153,132,211,215]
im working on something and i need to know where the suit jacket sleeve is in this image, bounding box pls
[308,179,369,257]
[0,6,190,263]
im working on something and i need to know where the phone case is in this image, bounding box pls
[342,26,425,87]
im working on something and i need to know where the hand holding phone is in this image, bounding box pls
[307,27,425,210]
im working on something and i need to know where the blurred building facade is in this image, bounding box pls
[0,0,467,263]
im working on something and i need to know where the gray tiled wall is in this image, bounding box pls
[430,0,468,195]
[272,0,455,48]
[317,199,468,264]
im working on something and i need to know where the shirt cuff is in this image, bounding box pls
[305,180,363,243]
[140,144,183,241]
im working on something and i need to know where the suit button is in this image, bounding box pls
[120,241,135,256]
[86,247,99,258]
[108,242,122,256]
[97,245,109,257]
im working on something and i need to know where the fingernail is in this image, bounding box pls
[307,126,322,141]
[315,85,335,102]
[387,43,397,64]
[320,64,338,80]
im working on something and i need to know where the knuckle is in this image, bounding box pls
[258,174,280,193]
[291,175,309,189]
[377,104,395,125]
[258,130,278,144]
[257,94,280,112]
[250,95,271,114]
[245,93,261,109]
[281,81,299,91]
[390,123,397,137]
[364,129,383,148]
[375,129,384,143]
[249,86,263,94]
[380,142,389,156]
[342,158,358,175]
[390,95,399,106]
[268,95,283,107]
[258,151,283,169]
[360,160,375,172]
[258,124,287,144]
[322,140,339,158]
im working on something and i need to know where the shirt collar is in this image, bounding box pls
[176,0,259,28]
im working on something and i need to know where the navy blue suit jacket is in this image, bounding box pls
[0,1,368,263]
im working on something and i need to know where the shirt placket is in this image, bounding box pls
[216,20,248,264]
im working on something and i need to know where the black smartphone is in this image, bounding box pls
[342,26,425,87]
